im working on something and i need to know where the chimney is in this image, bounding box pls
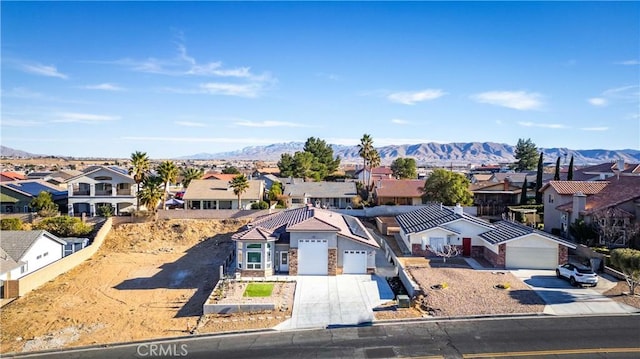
[572,192,587,222]
[503,178,509,191]
[453,203,463,215]
[616,159,625,179]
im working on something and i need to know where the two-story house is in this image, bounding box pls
[66,166,137,216]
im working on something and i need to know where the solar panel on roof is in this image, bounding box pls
[108,166,129,175]
[343,215,368,239]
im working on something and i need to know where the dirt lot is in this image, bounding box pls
[0,219,249,354]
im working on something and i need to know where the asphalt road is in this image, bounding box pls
[8,315,640,359]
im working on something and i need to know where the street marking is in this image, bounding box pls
[463,347,640,358]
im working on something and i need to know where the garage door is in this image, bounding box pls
[298,239,328,275]
[343,250,367,274]
[506,247,558,269]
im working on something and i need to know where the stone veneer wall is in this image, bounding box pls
[328,248,337,276]
[471,246,484,258]
[289,248,298,276]
[240,269,266,277]
[483,244,506,268]
[558,246,569,264]
[411,244,464,258]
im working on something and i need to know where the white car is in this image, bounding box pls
[556,263,598,287]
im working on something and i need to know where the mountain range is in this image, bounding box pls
[178,142,640,165]
[2,143,639,165]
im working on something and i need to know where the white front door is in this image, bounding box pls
[280,251,289,272]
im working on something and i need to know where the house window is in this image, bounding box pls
[429,237,446,252]
[37,255,42,260]
[247,244,262,249]
[246,252,262,269]
[20,264,27,274]
[548,194,554,204]
[43,252,48,257]
[218,200,232,209]
[292,198,303,204]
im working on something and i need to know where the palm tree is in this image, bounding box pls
[358,134,374,190]
[181,167,204,189]
[157,160,178,209]
[138,175,165,213]
[368,149,381,191]
[229,174,250,209]
[129,151,150,211]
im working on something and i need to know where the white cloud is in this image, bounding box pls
[581,127,609,131]
[391,118,410,125]
[615,60,640,65]
[588,97,608,106]
[1,119,44,127]
[471,91,543,110]
[83,83,124,91]
[53,112,120,123]
[199,82,263,98]
[518,121,567,129]
[387,89,446,105]
[233,120,307,128]
[1,87,44,99]
[121,136,280,144]
[175,121,207,127]
[20,63,68,79]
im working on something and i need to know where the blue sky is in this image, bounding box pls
[1,1,639,159]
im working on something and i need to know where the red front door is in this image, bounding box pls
[462,237,471,257]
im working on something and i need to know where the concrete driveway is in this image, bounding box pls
[511,270,638,315]
[274,275,394,330]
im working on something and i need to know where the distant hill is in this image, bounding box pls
[0,146,40,158]
[179,142,640,165]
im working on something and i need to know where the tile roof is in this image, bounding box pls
[284,181,357,198]
[0,230,65,262]
[207,173,239,181]
[183,179,263,200]
[0,172,27,181]
[232,206,379,248]
[572,162,640,181]
[371,167,394,175]
[556,176,640,214]
[374,179,424,198]
[539,180,608,195]
[396,204,494,234]
[479,221,576,248]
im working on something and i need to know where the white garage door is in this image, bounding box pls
[343,250,367,274]
[298,239,328,275]
[506,247,558,269]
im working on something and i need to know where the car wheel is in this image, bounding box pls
[555,269,561,278]
[569,277,577,286]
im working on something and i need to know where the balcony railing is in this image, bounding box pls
[117,189,133,196]
[95,190,112,196]
[73,190,90,196]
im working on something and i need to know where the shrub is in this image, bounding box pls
[33,216,93,237]
[610,248,640,295]
[1,218,23,230]
[251,201,269,210]
[97,204,114,217]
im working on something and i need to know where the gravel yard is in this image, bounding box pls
[408,267,545,317]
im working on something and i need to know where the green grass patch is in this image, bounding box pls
[243,283,274,297]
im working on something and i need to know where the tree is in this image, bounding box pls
[181,167,204,189]
[96,204,114,217]
[535,152,543,204]
[610,248,640,295]
[358,134,375,188]
[157,160,179,208]
[569,219,598,246]
[268,181,283,202]
[277,137,340,181]
[221,166,240,174]
[129,151,150,211]
[229,174,250,209]
[391,158,418,179]
[1,218,22,230]
[29,191,58,217]
[427,244,461,263]
[421,169,473,206]
[138,175,164,213]
[367,150,381,191]
[519,178,528,205]
[554,157,561,181]
[33,216,93,237]
[567,155,574,180]
[514,138,538,171]
[592,207,640,248]
[303,137,340,180]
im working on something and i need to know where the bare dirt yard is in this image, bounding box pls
[408,261,545,317]
[0,218,251,354]
[602,282,640,309]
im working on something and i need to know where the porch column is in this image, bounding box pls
[112,184,117,196]
[90,203,96,217]
[67,204,74,216]
[90,183,95,197]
